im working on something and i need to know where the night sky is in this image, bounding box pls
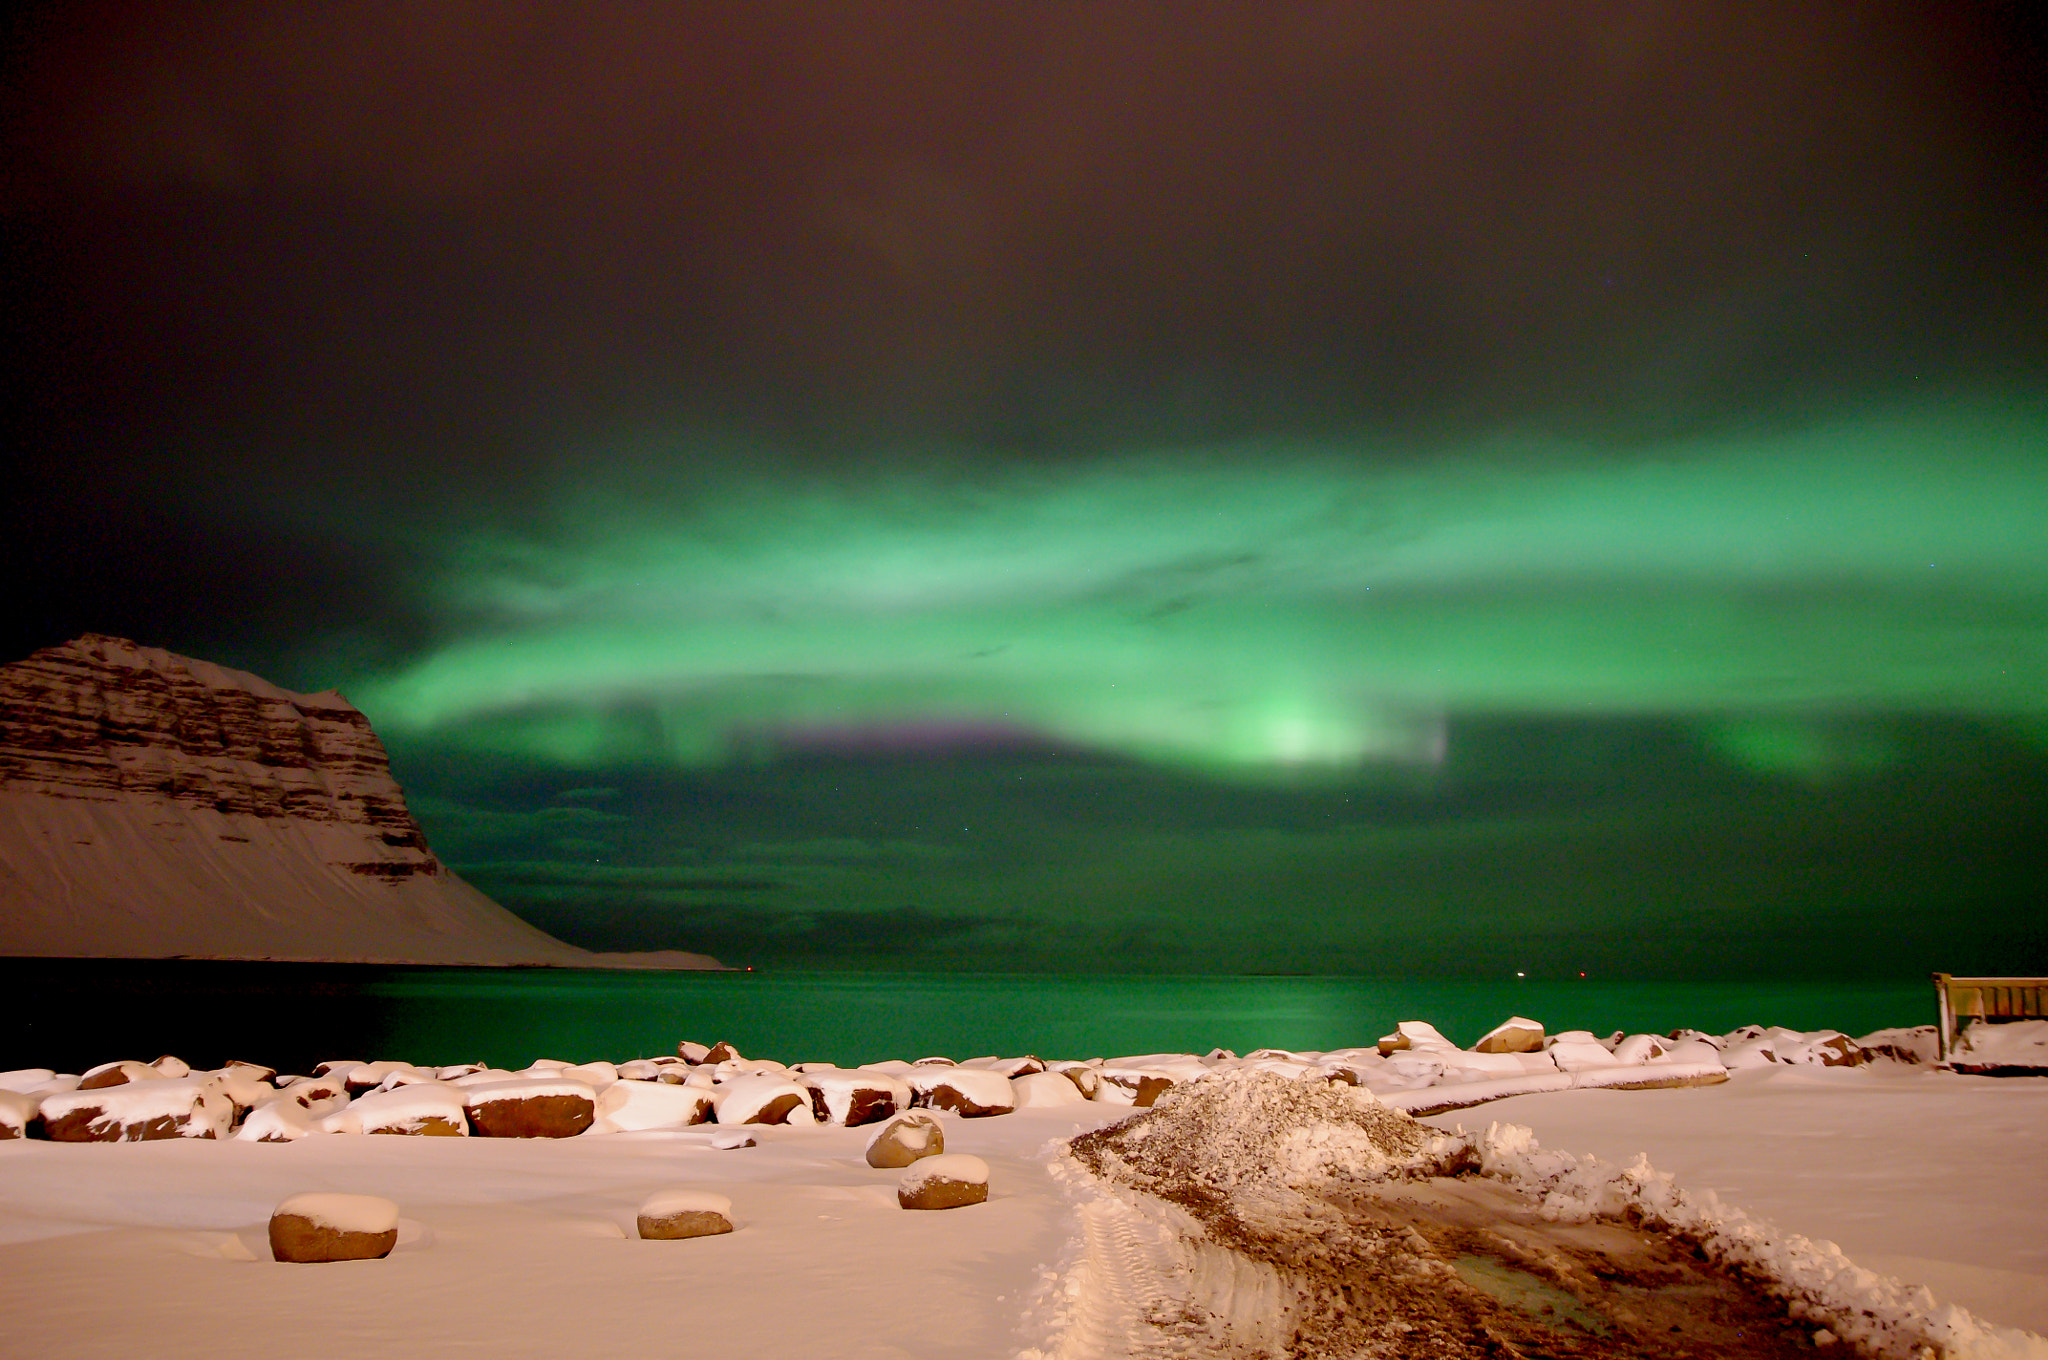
[7,4,2046,976]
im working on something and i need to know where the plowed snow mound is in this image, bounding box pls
[1059,1071,1819,1359]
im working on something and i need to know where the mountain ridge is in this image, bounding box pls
[0,635,721,969]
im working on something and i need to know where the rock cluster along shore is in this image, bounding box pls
[0,1017,1946,1146]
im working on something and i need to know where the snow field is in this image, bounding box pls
[2,1018,2045,1355]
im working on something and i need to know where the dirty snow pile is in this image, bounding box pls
[1037,1068,2048,1360]
[1470,1119,2048,1360]
[1066,1068,1439,1237]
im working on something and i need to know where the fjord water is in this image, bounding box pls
[2,959,1931,1075]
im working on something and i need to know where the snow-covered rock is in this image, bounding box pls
[1376,1020,1455,1056]
[1012,1070,1087,1107]
[595,1079,714,1131]
[77,1059,163,1090]
[234,1099,326,1142]
[711,1074,812,1126]
[1608,1033,1669,1065]
[268,1193,399,1263]
[960,1055,1045,1077]
[907,1066,1016,1117]
[636,1189,733,1239]
[0,1068,57,1094]
[1045,1062,1100,1098]
[1856,1025,1940,1065]
[1093,1067,1175,1107]
[1473,1016,1546,1053]
[865,1111,944,1168]
[1774,1030,1866,1067]
[349,1083,468,1136]
[897,1153,989,1210]
[40,1074,235,1141]
[462,1079,598,1138]
[0,1089,40,1138]
[1546,1030,1625,1071]
[798,1068,908,1126]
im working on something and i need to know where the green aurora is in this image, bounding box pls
[311,398,2048,976]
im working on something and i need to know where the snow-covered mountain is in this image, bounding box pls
[0,635,718,967]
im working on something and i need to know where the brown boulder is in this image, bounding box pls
[1051,1064,1101,1099]
[897,1154,989,1210]
[39,1078,231,1141]
[462,1082,597,1138]
[636,1190,734,1240]
[865,1111,944,1168]
[909,1068,1016,1117]
[1473,1018,1546,1054]
[268,1194,399,1263]
[699,1041,742,1066]
[78,1060,156,1091]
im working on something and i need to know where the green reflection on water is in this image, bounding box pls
[355,971,1931,1069]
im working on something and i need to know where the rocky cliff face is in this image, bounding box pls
[0,635,716,967]
[0,634,437,881]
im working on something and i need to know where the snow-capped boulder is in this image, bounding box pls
[269,1076,350,1116]
[234,1099,325,1142]
[434,1063,486,1080]
[596,1079,715,1131]
[1854,1025,1939,1066]
[1773,1031,1865,1068]
[898,1153,989,1210]
[206,1065,277,1116]
[269,1193,398,1263]
[1377,1020,1456,1057]
[149,1055,193,1078]
[1046,1062,1100,1098]
[462,1079,597,1138]
[908,1066,1016,1117]
[1437,1050,1537,1081]
[345,1061,429,1095]
[1012,1070,1087,1107]
[799,1069,909,1126]
[77,1059,163,1091]
[40,1075,234,1141]
[1545,1031,1624,1072]
[1473,1017,1546,1054]
[675,1040,711,1065]
[350,1083,469,1135]
[1719,1036,1779,1070]
[1608,1034,1669,1066]
[960,1055,1045,1077]
[636,1189,733,1240]
[549,1061,618,1090]
[700,1041,742,1066]
[711,1074,812,1126]
[0,1068,56,1094]
[0,1090,39,1138]
[447,1068,520,1086]
[1661,1037,1726,1067]
[865,1111,944,1168]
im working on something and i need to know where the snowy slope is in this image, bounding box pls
[0,635,718,967]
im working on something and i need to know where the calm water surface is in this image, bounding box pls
[1,959,1935,1075]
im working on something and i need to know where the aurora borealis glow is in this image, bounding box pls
[8,5,2046,974]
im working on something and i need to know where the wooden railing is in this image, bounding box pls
[1933,973,2048,1062]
